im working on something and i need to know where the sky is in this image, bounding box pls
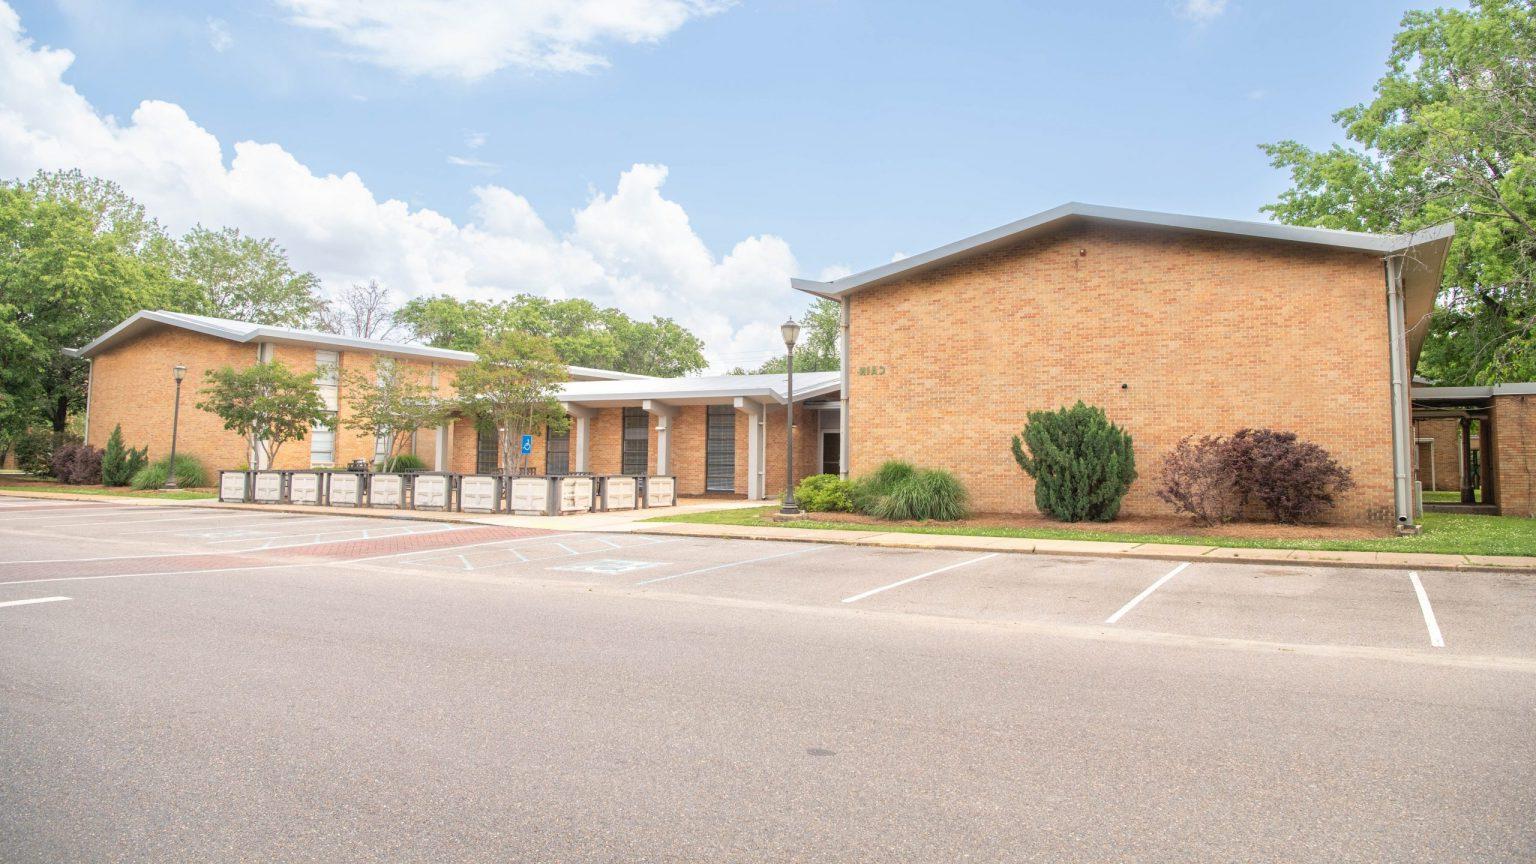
[0,0,1450,370]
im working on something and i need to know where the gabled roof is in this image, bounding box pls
[65,310,647,382]
[791,202,1457,299]
[559,371,841,406]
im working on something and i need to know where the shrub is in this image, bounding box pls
[1226,429,1355,524]
[1155,435,1244,526]
[381,453,428,473]
[100,425,149,486]
[1011,402,1137,522]
[868,468,970,521]
[50,442,103,484]
[131,454,208,490]
[795,474,854,512]
[850,460,916,514]
[14,428,59,475]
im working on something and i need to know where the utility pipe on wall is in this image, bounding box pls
[839,297,851,481]
[1384,256,1417,532]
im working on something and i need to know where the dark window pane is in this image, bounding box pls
[706,405,735,492]
[546,423,570,475]
[622,408,648,475]
[476,427,499,475]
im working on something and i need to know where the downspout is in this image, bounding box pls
[839,296,851,481]
[1384,256,1417,533]
[82,358,94,445]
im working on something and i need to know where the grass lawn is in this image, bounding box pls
[0,482,216,501]
[649,506,1536,558]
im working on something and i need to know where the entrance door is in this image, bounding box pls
[706,405,735,492]
[821,431,840,476]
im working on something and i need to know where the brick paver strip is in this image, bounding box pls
[273,525,550,560]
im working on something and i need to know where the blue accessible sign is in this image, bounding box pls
[520,434,534,455]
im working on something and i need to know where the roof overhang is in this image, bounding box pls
[62,310,647,381]
[1413,383,1536,401]
[791,202,1458,301]
[557,372,841,408]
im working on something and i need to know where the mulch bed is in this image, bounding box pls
[797,510,1386,541]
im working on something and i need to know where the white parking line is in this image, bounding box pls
[1105,562,1191,625]
[1409,571,1445,648]
[635,545,830,586]
[841,553,1000,604]
[0,596,72,608]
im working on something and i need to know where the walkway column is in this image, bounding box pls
[434,424,447,471]
[734,396,766,499]
[1460,417,1476,504]
[643,400,678,475]
[564,404,597,473]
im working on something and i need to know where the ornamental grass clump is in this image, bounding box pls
[850,459,916,514]
[868,468,970,521]
[130,454,208,490]
[1011,402,1136,522]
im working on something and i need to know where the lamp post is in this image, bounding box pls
[780,318,801,515]
[164,364,187,490]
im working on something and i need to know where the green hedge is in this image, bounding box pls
[795,474,853,512]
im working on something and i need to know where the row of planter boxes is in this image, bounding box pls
[219,470,676,515]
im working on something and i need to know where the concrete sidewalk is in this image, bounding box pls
[632,520,1536,574]
[0,488,763,533]
[4,487,1531,573]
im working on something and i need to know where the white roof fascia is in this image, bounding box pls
[1408,384,1536,399]
[792,202,1457,299]
[558,373,841,406]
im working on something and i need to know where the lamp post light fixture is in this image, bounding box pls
[164,363,187,490]
[779,317,802,515]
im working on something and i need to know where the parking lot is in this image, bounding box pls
[3,498,1535,861]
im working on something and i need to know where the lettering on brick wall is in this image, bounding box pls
[857,365,887,377]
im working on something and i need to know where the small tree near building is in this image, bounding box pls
[341,358,446,471]
[196,362,327,469]
[1011,402,1137,522]
[454,332,568,477]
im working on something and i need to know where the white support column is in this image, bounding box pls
[434,424,447,471]
[563,403,597,473]
[839,297,851,481]
[734,396,766,500]
[642,400,679,476]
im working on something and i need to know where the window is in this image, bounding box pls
[310,350,339,465]
[546,423,570,475]
[706,405,735,492]
[622,408,649,475]
[476,426,499,474]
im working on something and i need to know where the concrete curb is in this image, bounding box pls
[631,522,1536,574]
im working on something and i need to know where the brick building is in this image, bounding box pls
[75,205,1536,525]
[67,311,830,499]
[792,203,1460,529]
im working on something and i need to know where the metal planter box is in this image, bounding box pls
[508,476,551,515]
[328,472,365,507]
[458,475,502,513]
[218,470,251,503]
[552,476,595,515]
[369,474,405,508]
[596,475,638,511]
[252,471,286,504]
[412,473,452,510]
[643,475,676,508]
[289,471,325,505]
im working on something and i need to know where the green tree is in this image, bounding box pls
[453,332,569,476]
[1262,0,1536,384]
[100,423,148,486]
[1011,402,1137,523]
[397,294,707,376]
[195,361,327,470]
[746,298,841,374]
[176,225,324,327]
[0,171,190,442]
[340,358,447,469]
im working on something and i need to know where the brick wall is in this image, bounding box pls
[1493,395,1535,517]
[1414,417,1462,492]
[87,328,255,472]
[846,222,1397,525]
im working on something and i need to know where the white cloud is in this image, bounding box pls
[1175,0,1228,23]
[277,0,732,80]
[206,17,232,52]
[446,155,499,171]
[0,2,795,370]
[464,131,486,149]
